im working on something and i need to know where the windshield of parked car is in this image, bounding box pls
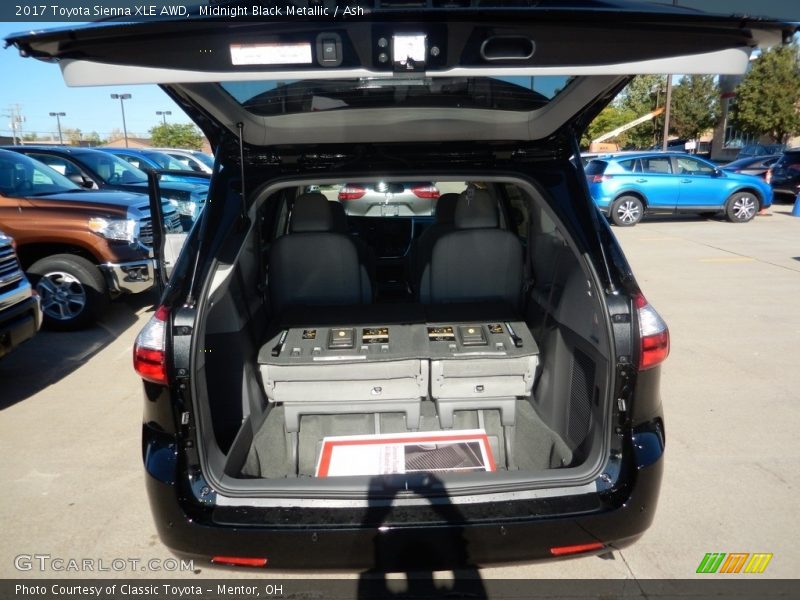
[193,153,214,168]
[143,151,189,171]
[0,150,79,196]
[221,76,572,117]
[78,151,148,184]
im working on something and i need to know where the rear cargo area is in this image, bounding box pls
[192,177,614,492]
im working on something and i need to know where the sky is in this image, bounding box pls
[0,22,194,141]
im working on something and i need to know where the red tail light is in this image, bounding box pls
[589,174,613,183]
[338,185,366,200]
[211,556,269,568]
[765,168,772,184]
[411,185,440,199]
[550,542,605,556]
[133,305,169,385]
[633,293,670,370]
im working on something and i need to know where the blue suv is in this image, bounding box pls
[585,152,773,226]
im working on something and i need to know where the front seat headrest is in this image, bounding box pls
[435,193,460,225]
[290,192,333,233]
[454,189,498,229]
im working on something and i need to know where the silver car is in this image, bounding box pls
[337,181,440,216]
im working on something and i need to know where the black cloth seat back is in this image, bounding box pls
[419,189,523,310]
[328,199,349,234]
[408,192,460,292]
[269,193,371,315]
[329,199,376,284]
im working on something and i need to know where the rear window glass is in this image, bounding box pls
[584,161,607,175]
[617,159,637,172]
[641,157,672,174]
[300,181,470,219]
[221,76,573,117]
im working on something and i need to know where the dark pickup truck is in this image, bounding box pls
[0,230,41,357]
[0,148,182,330]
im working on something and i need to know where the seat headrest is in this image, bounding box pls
[435,193,460,225]
[328,200,348,233]
[290,192,334,233]
[454,189,499,229]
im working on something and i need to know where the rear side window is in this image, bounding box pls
[676,156,715,175]
[584,161,607,175]
[27,154,83,179]
[640,157,673,174]
[780,153,800,169]
[617,159,638,172]
[118,155,148,171]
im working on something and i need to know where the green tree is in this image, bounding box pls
[63,128,83,145]
[84,131,102,145]
[21,132,39,141]
[669,75,720,146]
[149,123,203,150]
[732,44,800,143]
[617,75,667,148]
[581,105,637,148]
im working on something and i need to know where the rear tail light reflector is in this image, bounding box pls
[589,174,613,183]
[634,293,670,370]
[411,185,440,199]
[338,185,366,200]
[211,556,269,568]
[133,305,169,385]
[550,542,605,556]
[765,169,772,183]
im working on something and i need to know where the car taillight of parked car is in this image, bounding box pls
[633,293,670,371]
[411,185,440,199]
[589,174,613,183]
[133,305,169,385]
[338,185,367,200]
[765,169,772,184]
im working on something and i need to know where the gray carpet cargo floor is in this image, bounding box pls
[242,399,572,478]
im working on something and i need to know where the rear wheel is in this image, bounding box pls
[27,254,108,331]
[725,192,758,223]
[610,195,644,226]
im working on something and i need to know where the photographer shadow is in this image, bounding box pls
[357,472,487,599]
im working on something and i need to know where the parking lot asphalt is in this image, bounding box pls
[0,205,798,581]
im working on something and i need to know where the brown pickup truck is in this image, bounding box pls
[0,148,182,330]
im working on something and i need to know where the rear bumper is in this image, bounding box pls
[0,293,42,359]
[770,183,800,200]
[143,423,664,570]
[99,259,154,295]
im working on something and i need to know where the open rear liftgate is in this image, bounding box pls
[258,319,538,474]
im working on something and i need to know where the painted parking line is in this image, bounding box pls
[698,257,756,263]
[638,236,680,241]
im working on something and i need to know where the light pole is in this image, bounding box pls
[156,110,171,125]
[110,93,132,147]
[49,111,66,145]
[661,75,673,151]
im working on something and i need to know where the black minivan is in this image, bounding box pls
[7,1,791,570]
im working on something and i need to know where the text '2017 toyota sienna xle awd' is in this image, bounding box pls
[7,1,793,570]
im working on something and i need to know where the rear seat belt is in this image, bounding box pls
[521,215,536,317]
[537,237,566,342]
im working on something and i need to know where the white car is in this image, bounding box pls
[150,148,214,174]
